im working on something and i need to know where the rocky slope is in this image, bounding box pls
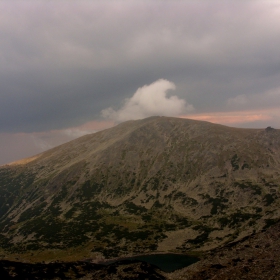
[170,218,280,280]
[0,116,280,261]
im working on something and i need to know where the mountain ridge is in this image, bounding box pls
[0,116,280,262]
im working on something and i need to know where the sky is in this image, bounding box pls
[1,0,280,165]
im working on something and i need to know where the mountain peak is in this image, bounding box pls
[0,116,280,262]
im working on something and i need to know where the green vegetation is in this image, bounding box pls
[234,181,262,195]
[124,202,147,214]
[0,234,12,249]
[150,177,160,190]
[218,211,261,228]
[231,154,239,171]
[241,162,250,169]
[263,193,275,206]
[188,232,209,245]
[78,180,103,200]
[173,192,198,206]
[199,193,228,215]
[254,207,262,213]
[209,197,228,215]
[177,225,215,248]
[0,168,36,217]
[264,218,279,229]
[18,202,47,223]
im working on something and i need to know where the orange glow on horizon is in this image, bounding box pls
[181,110,273,125]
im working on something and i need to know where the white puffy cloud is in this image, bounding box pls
[101,79,194,122]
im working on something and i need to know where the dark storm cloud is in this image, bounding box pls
[0,0,280,134]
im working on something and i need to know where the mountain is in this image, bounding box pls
[0,116,280,262]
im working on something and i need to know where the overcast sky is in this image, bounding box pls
[1,0,280,165]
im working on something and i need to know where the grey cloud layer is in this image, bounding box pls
[1,1,280,133]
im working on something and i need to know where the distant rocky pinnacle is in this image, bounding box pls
[0,116,280,265]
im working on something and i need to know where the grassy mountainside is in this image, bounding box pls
[0,116,280,261]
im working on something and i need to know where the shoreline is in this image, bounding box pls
[92,251,200,265]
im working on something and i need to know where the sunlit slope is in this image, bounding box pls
[0,116,280,261]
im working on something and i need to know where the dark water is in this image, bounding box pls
[106,253,199,273]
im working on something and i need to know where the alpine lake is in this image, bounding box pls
[103,253,199,273]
